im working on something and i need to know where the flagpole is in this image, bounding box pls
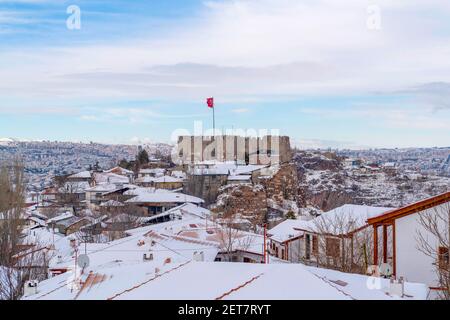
[213,102,215,137]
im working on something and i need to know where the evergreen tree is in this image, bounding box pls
[285,211,296,220]
[137,149,149,165]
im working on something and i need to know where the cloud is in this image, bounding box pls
[293,138,370,150]
[1,0,450,149]
[231,108,250,114]
[406,82,450,111]
[298,101,450,131]
[1,0,450,103]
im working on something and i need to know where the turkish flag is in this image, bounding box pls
[206,97,214,108]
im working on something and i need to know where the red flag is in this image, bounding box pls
[206,97,214,108]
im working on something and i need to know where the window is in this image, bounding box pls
[438,247,449,270]
[326,238,341,258]
[281,249,285,260]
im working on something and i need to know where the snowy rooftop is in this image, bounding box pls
[268,219,310,243]
[21,212,427,301]
[140,203,211,224]
[100,200,125,207]
[126,191,204,205]
[139,168,166,175]
[85,183,122,193]
[68,171,91,179]
[228,175,252,181]
[190,163,267,176]
[104,167,133,175]
[47,212,74,224]
[23,261,427,300]
[93,172,130,185]
[296,204,394,235]
[136,175,183,184]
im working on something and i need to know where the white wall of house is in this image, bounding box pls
[269,238,304,262]
[395,203,448,287]
[287,238,304,262]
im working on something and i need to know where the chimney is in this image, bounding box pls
[23,280,38,297]
[143,252,154,262]
[389,276,405,298]
[193,251,205,262]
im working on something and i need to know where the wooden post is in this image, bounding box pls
[373,225,378,266]
[393,222,397,277]
[383,224,388,263]
[350,235,354,270]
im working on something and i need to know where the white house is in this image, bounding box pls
[268,204,393,269]
[367,191,450,293]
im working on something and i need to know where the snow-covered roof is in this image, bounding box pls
[135,176,156,183]
[228,175,251,181]
[47,212,74,224]
[136,175,183,184]
[85,183,120,193]
[139,168,166,175]
[93,172,130,185]
[383,162,396,168]
[68,171,91,179]
[140,203,211,224]
[104,167,133,175]
[27,216,47,227]
[23,261,427,300]
[296,204,393,235]
[20,212,427,301]
[152,176,183,183]
[126,190,204,205]
[190,163,267,176]
[268,219,310,243]
[123,187,163,196]
[170,170,186,179]
[100,200,125,207]
[52,216,86,229]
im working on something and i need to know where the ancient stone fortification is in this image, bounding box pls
[183,173,228,206]
[257,163,299,207]
[213,184,268,225]
[211,163,300,221]
[176,135,292,165]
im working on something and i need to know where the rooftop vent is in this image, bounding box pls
[23,280,38,297]
[389,277,405,298]
[143,252,154,262]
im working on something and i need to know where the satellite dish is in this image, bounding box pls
[77,254,90,269]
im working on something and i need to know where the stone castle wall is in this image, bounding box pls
[176,135,292,165]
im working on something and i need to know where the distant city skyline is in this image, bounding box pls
[1,1,449,149]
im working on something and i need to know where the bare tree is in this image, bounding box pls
[307,209,377,274]
[211,213,255,262]
[416,203,450,300]
[215,217,242,262]
[0,160,50,300]
[0,160,26,267]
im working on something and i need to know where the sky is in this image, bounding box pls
[0,0,450,149]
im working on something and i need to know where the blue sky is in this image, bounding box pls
[1,0,450,148]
